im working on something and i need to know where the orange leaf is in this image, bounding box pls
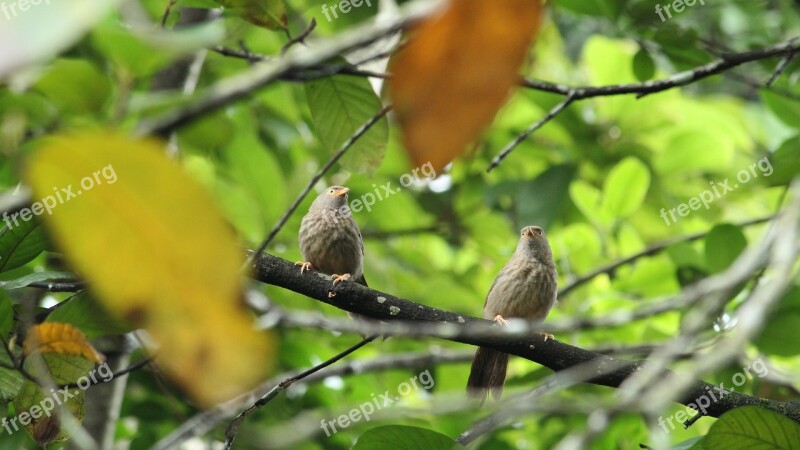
[389,0,542,172]
[23,323,104,364]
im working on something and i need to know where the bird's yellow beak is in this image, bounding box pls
[334,187,350,198]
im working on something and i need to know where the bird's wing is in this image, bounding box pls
[483,274,500,308]
[354,216,367,286]
[356,220,365,255]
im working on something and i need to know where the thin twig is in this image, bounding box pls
[518,37,800,99]
[25,280,85,292]
[282,19,317,55]
[489,37,800,171]
[766,38,798,86]
[558,215,776,298]
[160,0,179,28]
[62,357,154,390]
[487,92,575,172]
[151,348,471,450]
[617,181,800,428]
[0,333,40,385]
[223,336,376,449]
[211,45,390,79]
[135,0,441,136]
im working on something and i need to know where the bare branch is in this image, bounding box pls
[490,37,800,170]
[223,336,375,449]
[135,0,442,137]
[558,215,776,298]
[150,348,472,450]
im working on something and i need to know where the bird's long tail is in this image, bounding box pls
[467,347,509,404]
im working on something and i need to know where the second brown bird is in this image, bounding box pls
[467,225,557,403]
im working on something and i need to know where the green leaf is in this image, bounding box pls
[704,224,747,273]
[655,131,734,175]
[47,293,133,339]
[305,73,389,174]
[756,285,800,356]
[224,130,287,226]
[1,271,77,290]
[765,136,800,186]
[91,20,224,77]
[602,157,650,219]
[0,219,47,273]
[761,90,800,129]
[667,241,705,270]
[0,350,24,403]
[676,266,708,288]
[633,48,656,81]
[652,26,710,72]
[215,0,287,30]
[671,436,704,449]
[703,406,800,450]
[552,0,621,18]
[34,59,111,114]
[0,290,12,337]
[353,425,458,450]
[569,180,607,225]
[516,165,576,230]
[16,379,85,445]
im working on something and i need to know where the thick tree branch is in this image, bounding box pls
[249,251,800,423]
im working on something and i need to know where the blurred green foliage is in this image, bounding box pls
[1,0,799,449]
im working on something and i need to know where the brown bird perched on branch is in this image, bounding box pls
[297,186,366,288]
[298,186,371,333]
[467,225,557,404]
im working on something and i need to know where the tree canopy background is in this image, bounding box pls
[1,0,800,449]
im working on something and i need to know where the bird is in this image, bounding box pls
[298,186,371,334]
[466,225,557,404]
[297,186,367,288]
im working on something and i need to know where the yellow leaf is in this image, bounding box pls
[389,0,542,172]
[25,132,274,406]
[23,323,104,364]
[216,0,288,30]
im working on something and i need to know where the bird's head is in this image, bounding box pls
[517,225,554,264]
[310,186,351,211]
